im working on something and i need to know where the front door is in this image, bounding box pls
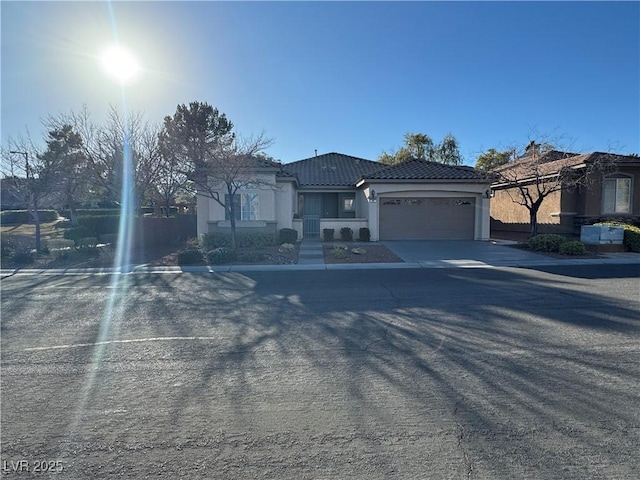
[303,194,321,239]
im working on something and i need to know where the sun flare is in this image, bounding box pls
[99,45,140,84]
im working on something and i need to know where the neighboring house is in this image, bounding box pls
[490,151,640,235]
[197,152,493,241]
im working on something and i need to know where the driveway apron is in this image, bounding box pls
[381,240,549,267]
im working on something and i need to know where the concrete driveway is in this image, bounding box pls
[381,239,550,267]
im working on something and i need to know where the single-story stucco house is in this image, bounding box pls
[197,152,493,241]
[490,151,640,235]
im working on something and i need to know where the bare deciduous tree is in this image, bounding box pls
[48,105,164,213]
[492,139,616,237]
[1,133,64,252]
[186,133,275,249]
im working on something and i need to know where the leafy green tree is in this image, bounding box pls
[437,133,463,166]
[475,148,512,171]
[45,124,89,225]
[379,132,463,165]
[158,102,234,218]
[160,101,234,173]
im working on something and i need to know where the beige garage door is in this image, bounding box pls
[379,197,476,240]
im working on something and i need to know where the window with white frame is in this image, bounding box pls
[602,176,631,214]
[241,193,259,220]
[225,193,259,220]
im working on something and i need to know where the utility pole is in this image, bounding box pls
[9,150,42,252]
[9,150,29,179]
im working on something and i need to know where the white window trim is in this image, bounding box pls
[240,192,259,221]
[602,174,633,214]
[225,192,260,221]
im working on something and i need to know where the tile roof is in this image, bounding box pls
[492,151,640,182]
[491,150,580,175]
[254,155,283,170]
[283,152,382,186]
[362,158,491,181]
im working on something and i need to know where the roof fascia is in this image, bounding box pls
[297,185,358,191]
[361,178,491,185]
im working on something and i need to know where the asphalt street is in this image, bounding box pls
[1,265,639,479]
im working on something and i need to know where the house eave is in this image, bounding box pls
[297,185,358,191]
[358,178,492,186]
[491,172,564,188]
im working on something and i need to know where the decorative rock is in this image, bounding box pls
[278,243,295,253]
[334,244,349,250]
[351,247,367,255]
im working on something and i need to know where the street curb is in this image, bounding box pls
[2,256,639,276]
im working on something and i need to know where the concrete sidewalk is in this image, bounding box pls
[2,242,639,276]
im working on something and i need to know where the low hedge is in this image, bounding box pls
[0,210,59,225]
[60,209,121,218]
[279,228,298,244]
[559,240,587,256]
[206,247,237,265]
[340,227,353,242]
[77,215,121,237]
[595,222,640,252]
[200,232,277,250]
[528,234,567,252]
[63,227,93,244]
[323,229,334,241]
[177,248,203,265]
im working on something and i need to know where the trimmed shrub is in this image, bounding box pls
[595,222,640,252]
[177,248,203,265]
[200,232,277,250]
[559,241,588,256]
[0,209,58,225]
[359,227,371,242]
[206,247,237,265]
[323,228,334,241]
[331,246,347,259]
[340,227,353,242]
[279,228,298,244]
[77,215,120,237]
[60,209,121,218]
[528,234,567,252]
[64,227,93,244]
[201,233,231,250]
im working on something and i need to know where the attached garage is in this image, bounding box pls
[379,196,476,240]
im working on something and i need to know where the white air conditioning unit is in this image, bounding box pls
[580,225,624,244]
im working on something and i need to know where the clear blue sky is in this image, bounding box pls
[2,1,639,165]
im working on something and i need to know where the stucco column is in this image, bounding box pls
[479,196,491,240]
[368,199,379,241]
